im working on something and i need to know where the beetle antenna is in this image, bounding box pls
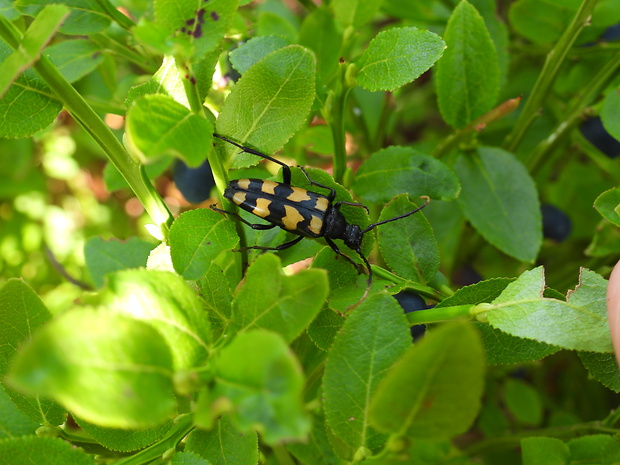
[361,196,430,234]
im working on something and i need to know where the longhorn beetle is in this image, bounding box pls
[210,134,429,291]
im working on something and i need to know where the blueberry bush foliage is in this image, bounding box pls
[1,0,620,464]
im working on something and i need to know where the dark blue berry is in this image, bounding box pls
[173,159,215,204]
[394,291,427,341]
[453,264,482,287]
[602,23,620,42]
[541,204,572,242]
[580,116,620,158]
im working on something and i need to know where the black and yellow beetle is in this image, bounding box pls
[211,134,429,289]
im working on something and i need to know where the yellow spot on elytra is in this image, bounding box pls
[309,215,323,235]
[253,198,271,218]
[232,191,247,206]
[314,197,329,211]
[261,180,278,195]
[282,205,305,230]
[287,187,312,202]
[237,179,251,190]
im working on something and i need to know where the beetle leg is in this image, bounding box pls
[210,204,278,231]
[325,237,364,273]
[333,201,370,214]
[240,235,304,252]
[214,134,292,185]
[298,166,337,202]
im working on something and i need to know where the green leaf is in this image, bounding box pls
[197,262,233,334]
[331,0,382,28]
[579,352,620,393]
[153,0,238,59]
[171,451,212,465]
[594,187,620,227]
[97,269,211,370]
[470,0,509,87]
[126,94,213,167]
[602,88,620,145]
[74,416,173,452]
[0,4,69,98]
[353,146,460,202]
[205,330,310,444]
[312,247,371,314]
[509,0,578,44]
[16,0,111,35]
[45,39,104,83]
[436,279,559,364]
[455,147,541,262]
[0,436,93,465]
[287,409,345,465]
[0,384,39,439]
[0,280,51,376]
[126,56,189,108]
[232,254,328,342]
[216,45,315,169]
[586,221,620,257]
[323,293,411,451]
[229,35,290,75]
[380,0,450,22]
[486,267,612,352]
[169,208,239,280]
[356,27,445,92]
[568,435,619,464]
[477,324,559,365]
[0,279,65,425]
[0,0,19,20]
[307,309,345,351]
[435,0,500,128]
[8,307,176,429]
[256,12,298,43]
[521,437,569,465]
[369,322,485,438]
[377,194,439,284]
[0,40,62,139]
[186,415,259,465]
[438,277,512,308]
[84,236,156,288]
[504,378,542,426]
[299,8,341,83]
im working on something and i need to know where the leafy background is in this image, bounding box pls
[1,0,620,464]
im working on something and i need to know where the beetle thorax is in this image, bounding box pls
[342,223,363,251]
[323,207,363,250]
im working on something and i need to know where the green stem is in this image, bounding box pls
[303,358,326,399]
[405,304,474,325]
[112,415,195,465]
[91,33,158,74]
[465,421,616,456]
[330,61,355,184]
[93,0,136,30]
[271,444,297,465]
[570,41,620,57]
[432,129,472,159]
[371,266,447,302]
[602,407,620,427]
[0,17,174,238]
[503,0,599,153]
[434,97,522,158]
[525,50,620,173]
